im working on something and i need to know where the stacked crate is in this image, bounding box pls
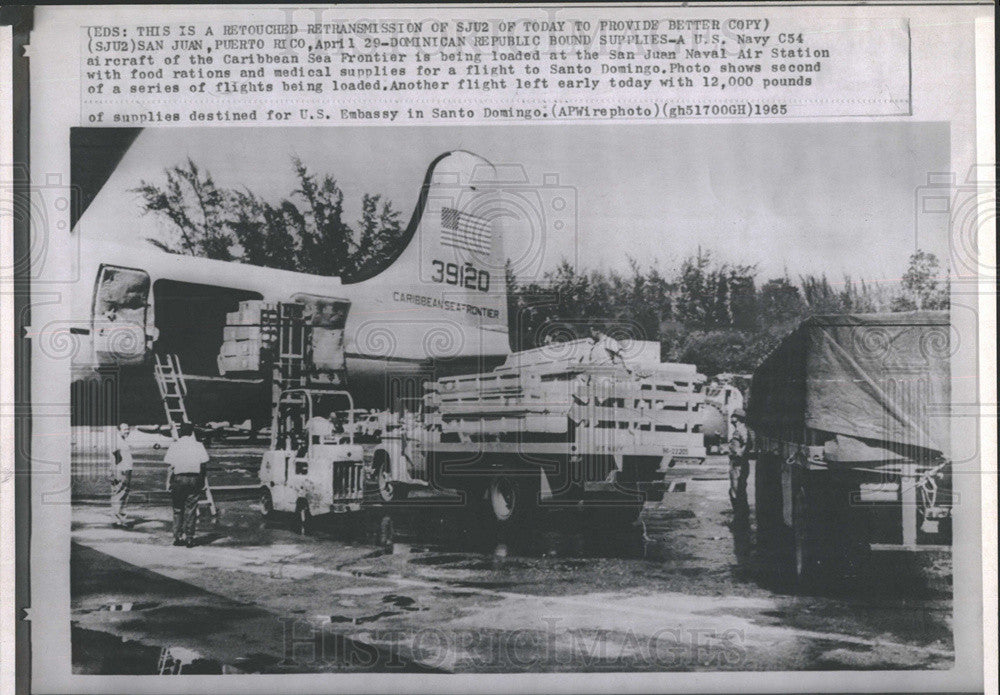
[424,339,705,453]
[217,300,276,374]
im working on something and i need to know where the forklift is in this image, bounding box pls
[249,301,366,533]
[258,388,365,533]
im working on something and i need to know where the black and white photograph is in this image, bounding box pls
[2,3,994,694]
[66,123,960,673]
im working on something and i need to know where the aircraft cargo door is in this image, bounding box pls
[153,279,262,376]
[92,264,151,365]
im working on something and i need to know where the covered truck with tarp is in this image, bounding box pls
[748,311,952,585]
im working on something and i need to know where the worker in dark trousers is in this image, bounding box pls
[728,408,753,511]
[110,423,133,528]
[164,423,210,547]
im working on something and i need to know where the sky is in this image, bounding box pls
[76,121,950,284]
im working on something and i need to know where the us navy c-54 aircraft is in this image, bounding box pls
[71,150,512,426]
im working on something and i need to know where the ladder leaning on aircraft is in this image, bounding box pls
[152,353,218,518]
[152,353,189,439]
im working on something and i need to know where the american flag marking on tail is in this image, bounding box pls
[440,207,492,254]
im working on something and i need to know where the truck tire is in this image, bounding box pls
[754,454,783,547]
[792,480,817,587]
[486,475,538,527]
[597,499,645,526]
[376,457,409,503]
[791,471,839,590]
[791,472,871,589]
[829,480,872,581]
[259,487,274,519]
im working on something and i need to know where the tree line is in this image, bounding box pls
[133,158,404,282]
[507,249,949,375]
[136,159,950,376]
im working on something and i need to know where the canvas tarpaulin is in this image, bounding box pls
[747,312,951,457]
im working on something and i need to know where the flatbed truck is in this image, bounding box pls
[358,339,707,525]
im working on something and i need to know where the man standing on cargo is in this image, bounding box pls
[587,326,630,372]
[164,423,210,547]
[728,409,753,510]
[110,423,133,528]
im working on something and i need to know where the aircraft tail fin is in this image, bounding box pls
[347,151,510,352]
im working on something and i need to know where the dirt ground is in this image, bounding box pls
[70,444,953,674]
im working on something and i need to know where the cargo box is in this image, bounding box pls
[219,338,263,358]
[311,328,346,371]
[238,300,274,325]
[223,325,261,341]
[217,353,262,375]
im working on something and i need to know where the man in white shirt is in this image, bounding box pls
[110,423,133,527]
[586,327,632,374]
[164,423,210,547]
